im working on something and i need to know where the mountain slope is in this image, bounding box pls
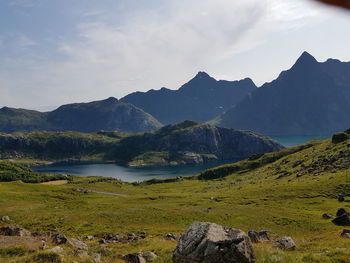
[0,121,283,167]
[121,72,256,124]
[47,97,162,133]
[0,97,162,133]
[108,120,283,166]
[0,107,51,132]
[219,52,350,135]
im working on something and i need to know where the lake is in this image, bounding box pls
[33,135,329,182]
[33,162,229,183]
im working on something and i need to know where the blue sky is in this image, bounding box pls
[1,0,350,110]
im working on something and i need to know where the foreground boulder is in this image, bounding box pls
[273,237,296,250]
[0,225,31,236]
[123,251,157,263]
[341,229,350,238]
[173,222,255,263]
[248,230,270,243]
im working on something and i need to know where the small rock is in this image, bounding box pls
[322,213,333,219]
[85,235,94,240]
[123,253,147,263]
[47,246,65,255]
[337,208,347,217]
[39,240,47,250]
[173,222,255,263]
[341,229,350,238]
[332,208,350,226]
[91,252,102,263]
[68,238,88,251]
[164,233,178,241]
[274,237,296,250]
[52,233,68,244]
[99,239,107,244]
[142,251,157,262]
[248,230,270,243]
[0,225,31,236]
[1,216,10,222]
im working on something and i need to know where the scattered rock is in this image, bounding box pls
[52,233,68,245]
[0,225,31,236]
[173,222,255,263]
[1,216,10,222]
[341,229,350,238]
[123,253,147,263]
[164,233,178,241]
[337,208,347,217]
[333,209,350,226]
[248,230,270,243]
[68,238,88,251]
[274,237,296,250]
[85,235,94,240]
[142,251,157,262]
[322,213,333,219]
[39,239,47,250]
[91,252,102,263]
[47,246,65,256]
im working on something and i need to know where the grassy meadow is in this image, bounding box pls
[0,135,350,262]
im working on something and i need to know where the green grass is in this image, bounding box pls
[0,135,350,262]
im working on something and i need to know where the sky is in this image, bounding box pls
[1,0,350,110]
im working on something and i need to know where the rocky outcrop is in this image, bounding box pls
[173,222,255,263]
[123,252,157,263]
[111,121,283,166]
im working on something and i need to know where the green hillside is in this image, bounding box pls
[0,131,349,262]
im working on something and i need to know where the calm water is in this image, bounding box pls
[33,162,229,183]
[33,135,330,182]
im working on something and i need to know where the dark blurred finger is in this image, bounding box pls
[315,0,350,10]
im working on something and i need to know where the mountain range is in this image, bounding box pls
[0,52,349,136]
[218,52,350,135]
[121,72,256,124]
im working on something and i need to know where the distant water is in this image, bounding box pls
[271,135,329,147]
[33,161,232,183]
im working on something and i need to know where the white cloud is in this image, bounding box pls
[0,0,333,109]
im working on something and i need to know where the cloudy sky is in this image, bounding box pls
[1,0,350,110]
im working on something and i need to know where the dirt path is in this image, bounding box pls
[90,190,129,197]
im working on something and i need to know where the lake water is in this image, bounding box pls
[33,135,330,182]
[33,162,228,183]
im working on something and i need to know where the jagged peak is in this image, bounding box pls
[194,71,212,79]
[294,51,318,65]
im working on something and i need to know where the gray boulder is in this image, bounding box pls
[68,238,88,251]
[273,237,296,250]
[248,230,270,243]
[332,209,350,226]
[173,222,255,263]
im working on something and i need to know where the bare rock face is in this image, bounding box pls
[173,222,255,263]
[0,225,31,236]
